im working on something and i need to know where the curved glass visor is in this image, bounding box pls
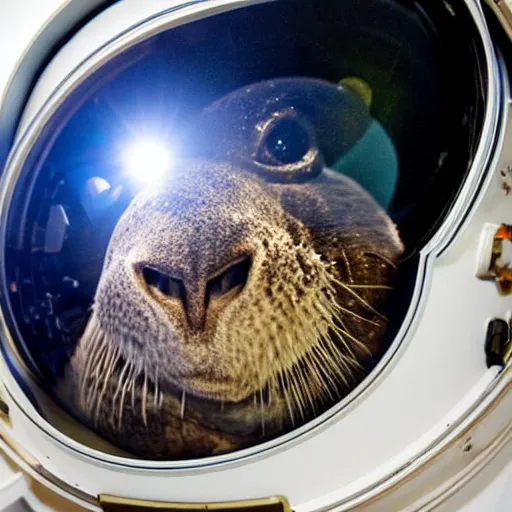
[1,0,485,460]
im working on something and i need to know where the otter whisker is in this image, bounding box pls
[87,316,107,354]
[307,350,337,402]
[141,370,148,427]
[308,291,375,348]
[153,382,159,408]
[89,347,109,422]
[333,305,381,326]
[94,345,120,426]
[79,338,100,410]
[286,334,317,415]
[308,347,339,401]
[289,276,367,400]
[328,327,358,361]
[312,340,351,387]
[268,369,288,429]
[332,278,387,320]
[363,251,398,270]
[317,342,352,385]
[130,370,136,409]
[259,387,265,437]
[339,249,354,284]
[87,342,111,418]
[330,314,372,366]
[270,289,358,409]
[275,327,303,418]
[278,370,295,427]
[118,363,134,431]
[112,358,130,405]
[347,284,393,290]
[266,376,275,409]
[79,321,102,381]
[79,321,107,410]
[266,370,281,411]
[80,315,99,347]
[322,333,362,379]
[180,390,186,420]
[311,301,359,360]
[326,300,374,360]
[121,344,139,411]
[294,341,324,398]
[284,365,306,423]
[295,362,317,416]
[153,369,160,408]
[254,359,267,437]
[298,358,321,406]
[320,324,361,366]
[328,322,372,358]
[80,314,103,357]
[306,360,326,409]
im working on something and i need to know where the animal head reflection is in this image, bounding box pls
[59,78,404,459]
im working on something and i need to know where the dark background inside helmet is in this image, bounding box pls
[3,0,485,393]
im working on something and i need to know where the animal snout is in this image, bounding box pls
[140,255,252,331]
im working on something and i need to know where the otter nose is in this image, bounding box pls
[141,256,252,331]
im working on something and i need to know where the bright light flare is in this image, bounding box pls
[123,139,172,183]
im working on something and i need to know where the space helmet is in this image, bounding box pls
[0,1,510,510]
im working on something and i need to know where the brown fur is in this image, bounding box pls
[58,79,403,459]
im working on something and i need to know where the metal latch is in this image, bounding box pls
[99,495,292,512]
[485,318,512,367]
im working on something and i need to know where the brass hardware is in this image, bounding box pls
[486,0,512,41]
[99,495,292,512]
[477,223,512,295]
[491,225,512,294]
[0,386,12,429]
[0,402,12,429]
[0,396,9,418]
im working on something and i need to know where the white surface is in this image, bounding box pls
[457,462,511,512]
[0,0,510,511]
[475,223,500,277]
[0,442,510,511]
[0,0,65,97]
[0,0,108,163]
[0,454,26,510]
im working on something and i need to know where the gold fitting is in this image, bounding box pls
[0,395,11,429]
[486,0,512,41]
[99,495,292,512]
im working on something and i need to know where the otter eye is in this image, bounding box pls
[260,118,311,165]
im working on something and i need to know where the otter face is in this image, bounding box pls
[59,78,403,459]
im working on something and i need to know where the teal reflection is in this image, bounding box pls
[333,119,398,210]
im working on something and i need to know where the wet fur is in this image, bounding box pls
[58,79,403,459]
